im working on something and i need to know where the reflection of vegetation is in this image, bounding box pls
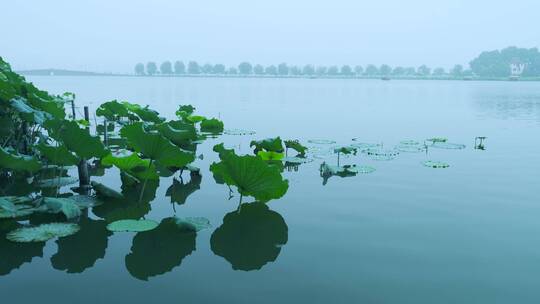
[211,203,288,271]
[125,218,196,281]
[166,172,201,205]
[319,162,359,185]
[51,217,111,273]
[0,220,44,276]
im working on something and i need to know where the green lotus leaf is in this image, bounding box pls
[200,118,224,132]
[41,197,81,219]
[68,195,104,208]
[174,217,211,232]
[211,203,288,271]
[210,146,289,202]
[7,223,80,243]
[0,147,41,172]
[106,219,159,232]
[91,181,124,200]
[101,152,158,180]
[96,100,130,120]
[257,151,285,161]
[155,121,198,146]
[120,122,194,168]
[0,196,36,219]
[426,137,448,143]
[26,92,66,120]
[0,197,17,212]
[176,105,196,116]
[44,120,107,159]
[333,145,358,155]
[122,102,164,123]
[284,140,307,156]
[125,217,196,281]
[186,115,206,123]
[37,143,79,166]
[250,137,284,153]
[10,97,52,125]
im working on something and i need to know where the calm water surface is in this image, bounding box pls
[2,76,540,303]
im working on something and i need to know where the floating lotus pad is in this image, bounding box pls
[399,140,420,146]
[174,217,212,232]
[223,129,256,136]
[426,137,448,143]
[106,219,159,232]
[396,144,426,153]
[422,160,450,168]
[350,142,382,151]
[431,142,466,150]
[307,139,336,145]
[7,223,80,243]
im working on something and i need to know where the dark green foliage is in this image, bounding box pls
[250,137,284,154]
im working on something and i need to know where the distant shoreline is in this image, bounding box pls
[17,69,540,82]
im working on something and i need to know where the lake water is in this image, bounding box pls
[2,76,540,303]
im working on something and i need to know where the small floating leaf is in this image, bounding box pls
[174,217,211,232]
[426,137,447,143]
[224,129,256,136]
[431,142,466,150]
[422,160,450,168]
[7,223,80,243]
[364,148,399,161]
[106,219,159,232]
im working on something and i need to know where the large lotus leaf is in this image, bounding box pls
[96,100,129,120]
[166,174,201,205]
[284,140,307,156]
[10,97,52,125]
[155,122,197,146]
[120,122,194,167]
[0,220,45,275]
[125,218,196,281]
[44,120,107,159]
[7,223,80,243]
[122,102,164,123]
[0,147,41,172]
[200,118,224,132]
[41,197,81,219]
[186,115,206,123]
[210,148,289,202]
[38,143,79,166]
[250,137,284,153]
[175,105,195,117]
[101,152,158,180]
[50,217,111,273]
[106,219,159,232]
[26,92,65,120]
[0,197,17,212]
[211,203,288,271]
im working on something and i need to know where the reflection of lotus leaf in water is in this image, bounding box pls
[125,218,196,281]
[211,203,288,271]
[6,223,80,243]
[282,156,313,164]
[319,162,361,185]
[307,139,336,145]
[0,220,45,275]
[223,129,256,136]
[166,173,202,205]
[51,217,111,273]
[431,142,466,150]
[422,160,450,168]
[364,148,399,161]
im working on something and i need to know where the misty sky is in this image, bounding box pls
[2,0,538,73]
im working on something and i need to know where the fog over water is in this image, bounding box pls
[1,0,539,73]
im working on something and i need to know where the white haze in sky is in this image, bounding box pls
[1,0,538,73]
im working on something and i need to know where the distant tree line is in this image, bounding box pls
[133,47,540,78]
[134,61,472,78]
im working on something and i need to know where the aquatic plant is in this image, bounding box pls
[106,219,159,232]
[6,223,80,243]
[284,139,307,157]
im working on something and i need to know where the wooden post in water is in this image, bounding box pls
[71,100,76,119]
[77,106,91,191]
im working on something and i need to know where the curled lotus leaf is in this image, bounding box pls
[284,140,307,157]
[122,102,164,123]
[7,223,80,243]
[96,100,130,120]
[106,219,159,232]
[101,152,158,180]
[120,122,195,168]
[250,137,284,154]
[210,145,289,202]
[200,118,224,133]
